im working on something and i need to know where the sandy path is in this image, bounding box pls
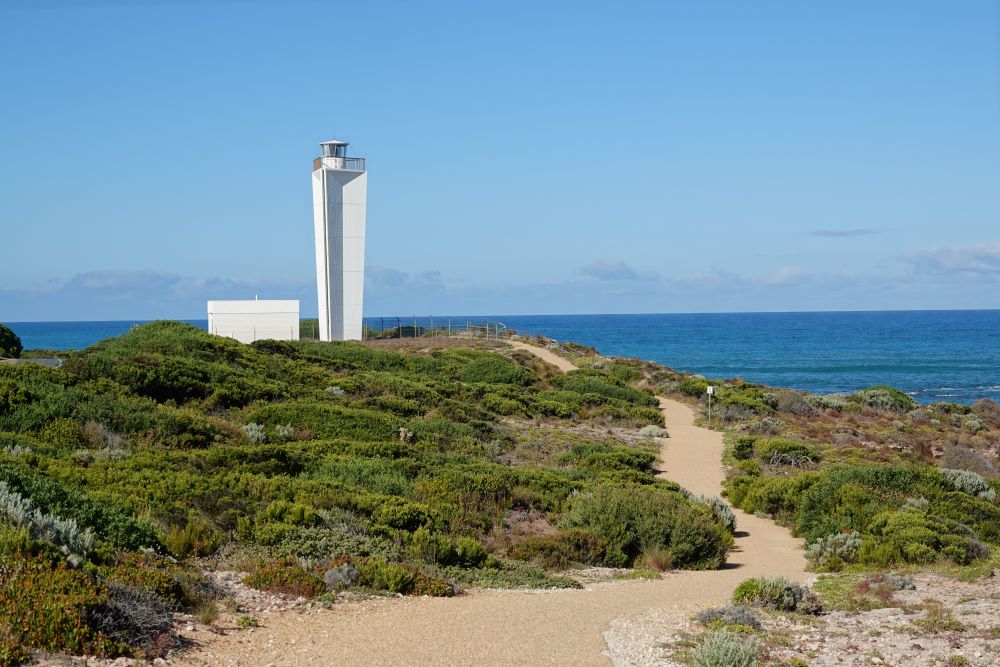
[173,344,805,667]
[509,340,579,372]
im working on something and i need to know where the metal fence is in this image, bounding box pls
[361,317,508,341]
[298,317,510,341]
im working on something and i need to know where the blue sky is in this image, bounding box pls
[1,0,998,320]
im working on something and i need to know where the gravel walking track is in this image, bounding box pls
[173,342,806,666]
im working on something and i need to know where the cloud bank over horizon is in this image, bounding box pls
[3,241,998,322]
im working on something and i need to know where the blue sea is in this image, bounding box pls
[7,310,1000,405]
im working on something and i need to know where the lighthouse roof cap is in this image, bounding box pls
[320,139,349,145]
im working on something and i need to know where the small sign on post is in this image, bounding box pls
[706,386,715,426]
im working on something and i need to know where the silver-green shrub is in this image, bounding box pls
[638,425,668,438]
[691,495,737,533]
[695,605,762,631]
[274,423,295,442]
[901,496,930,512]
[963,416,986,433]
[940,468,997,502]
[242,422,268,444]
[804,531,860,569]
[692,628,759,667]
[0,480,94,564]
[2,444,30,457]
[807,393,849,412]
[325,385,346,397]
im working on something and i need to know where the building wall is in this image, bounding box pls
[207,300,300,344]
[312,167,367,342]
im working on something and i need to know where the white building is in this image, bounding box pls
[312,139,367,341]
[207,300,300,344]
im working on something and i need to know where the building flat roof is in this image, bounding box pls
[320,139,349,145]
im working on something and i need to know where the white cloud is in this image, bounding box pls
[580,259,658,282]
[810,228,881,238]
[899,242,1000,275]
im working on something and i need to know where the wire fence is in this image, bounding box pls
[300,317,510,341]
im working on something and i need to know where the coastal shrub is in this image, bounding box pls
[323,563,358,591]
[851,385,916,413]
[691,629,759,667]
[775,391,816,417]
[678,376,709,397]
[940,447,997,479]
[41,417,88,449]
[746,417,784,435]
[804,531,861,570]
[243,560,326,598]
[248,402,399,442]
[273,526,400,562]
[552,372,659,408]
[560,484,731,569]
[242,422,268,444]
[509,529,609,570]
[717,384,772,416]
[0,381,30,415]
[732,436,756,461]
[732,576,821,614]
[0,325,22,359]
[971,398,1000,427]
[807,393,849,412]
[940,468,997,502]
[695,605,762,631]
[88,581,175,658]
[164,514,221,558]
[0,480,95,565]
[0,556,124,658]
[482,394,523,416]
[756,438,820,466]
[207,375,285,408]
[690,495,737,534]
[638,425,668,438]
[458,354,536,386]
[963,416,986,433]
[0,464,160,552]
[408,527,487,568]
[534,400,574,419]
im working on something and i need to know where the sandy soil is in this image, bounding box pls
[171,343,806,667]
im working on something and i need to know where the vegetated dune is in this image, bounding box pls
[172,347,806,667]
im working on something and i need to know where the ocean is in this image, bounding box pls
[6,310,1000,405]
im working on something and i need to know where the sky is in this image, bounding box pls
[1,0,999,320]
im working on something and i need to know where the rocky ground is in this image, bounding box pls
[607,572,1000,666]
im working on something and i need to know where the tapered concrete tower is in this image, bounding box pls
[312,140,367,341]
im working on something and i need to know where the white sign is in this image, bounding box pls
[706,386,715,396]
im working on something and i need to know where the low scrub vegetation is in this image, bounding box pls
[0,321,731,662]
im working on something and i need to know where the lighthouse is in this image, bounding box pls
[312,140,367,341]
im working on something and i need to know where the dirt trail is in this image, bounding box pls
[173,343,805,667]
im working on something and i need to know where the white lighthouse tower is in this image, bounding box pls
[312,140,367,341]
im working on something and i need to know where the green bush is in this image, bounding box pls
[482,394,523,416]
[755,438,821,464]
[732,436,756,461]
[510,529,609,570]
[458,354,536,386]
[408,527,487,567]
[678,376,709,397]
[560,484,731,568]
[248,402,399,442]
[164,514,221,558]
[851,385,916,413]
[732,576,821,613]
[552,371,659,408]
[0,325,22,359]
